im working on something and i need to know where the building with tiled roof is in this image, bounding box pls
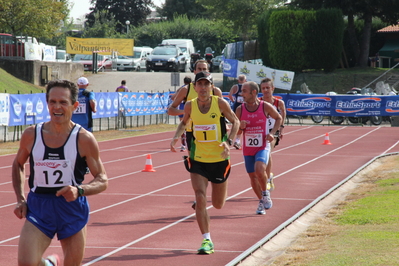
[377,24,399,68]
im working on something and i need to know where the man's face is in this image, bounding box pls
[241,84,254,102]
[261,82,274,97]
[47,87,78,124]
[194,62,208,74]
[194,79,212,97]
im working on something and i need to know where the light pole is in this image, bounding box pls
[125,20,130,35]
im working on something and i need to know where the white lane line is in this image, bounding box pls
[82,128,381,264]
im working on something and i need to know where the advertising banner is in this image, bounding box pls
[42,45,56,62]
[92,92,119,119]
[9,93,49,126]
[0,93,9,126]
[66,37,134,56]
[119,92,170,116]
[223,59,238,78]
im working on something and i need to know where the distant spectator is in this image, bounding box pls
[116,80,128,92]
[72,77,96,132]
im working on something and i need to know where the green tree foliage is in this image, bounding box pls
[86,0,154,33]
[288,0,399,67]
[266,9,344,72]
[197,0,284,40]
[83,11,121,38]
[156,0,207,20]
[0,0,68,38]
[131,15,236,54]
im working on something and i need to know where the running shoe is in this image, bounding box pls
[256,201,266,215]
[198,239,214,254]
[267,173,275,191]
[233,141,241,150]
[192,201,196,210]
[46,254,60,266]
[180,145,186,152]
[262,190,273,210]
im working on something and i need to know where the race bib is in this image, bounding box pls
[74,103,86,114]
[194,124,218,142]
[245,133,263,147]
[34,160,73,187]
[236,96,244,103]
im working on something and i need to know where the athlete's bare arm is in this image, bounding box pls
[167,85,188,116]
[12,126,35,219]
[170,101,192,152]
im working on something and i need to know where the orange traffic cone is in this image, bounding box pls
[322,133,332,145]
[142,154,156,172]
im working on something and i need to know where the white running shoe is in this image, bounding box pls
[262,190,273,210]
[256,201,266,215]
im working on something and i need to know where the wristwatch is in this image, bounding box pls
[227,139,233,146]
[76,185,84,197]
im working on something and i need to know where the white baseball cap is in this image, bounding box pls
[77,77,89,85]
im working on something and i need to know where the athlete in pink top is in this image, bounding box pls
[235,81,282,215]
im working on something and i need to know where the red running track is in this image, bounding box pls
[0,126,398,265]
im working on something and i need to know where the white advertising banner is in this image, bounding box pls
[42,45,56,61]
[236,61,295,91]
[24,42,42,60]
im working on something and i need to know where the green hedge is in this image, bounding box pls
[259,8,344,73]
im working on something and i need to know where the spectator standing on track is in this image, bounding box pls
[228,74,247,149]
[72,77,97,132]
[170,76,192,152]
[235,81,282,215]
[259,78,286,191]
[116,79,129,92]
[12,80,108,266]
[170,71,239,254]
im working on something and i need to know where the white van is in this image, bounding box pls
[56,49,71,62]
[161,39,195,63]
[116,46,153,71]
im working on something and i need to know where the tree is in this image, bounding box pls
[87,0,154,34]
[156,0,207,20]
[83,11,121,38]
[289,0,399,67]
[0,0,68,38]
[197,0,286,40]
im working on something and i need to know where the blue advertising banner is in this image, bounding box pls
[92,92,119,119]
[277,94,399,117]
[223,59,238,78]
[9,93,49,126]
[119,91,170,116]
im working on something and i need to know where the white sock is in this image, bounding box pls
[262,190,267,197]
[235,137,240,143]
[202,232,211,240]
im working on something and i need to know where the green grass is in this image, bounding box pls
[304,156,399,266]
[0,68,44,94]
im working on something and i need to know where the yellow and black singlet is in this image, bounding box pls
[190,95,228,163]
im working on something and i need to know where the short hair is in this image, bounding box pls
[245,81,259,94]
[183,76,192,84]
[46,80,79,104]
[260,78,274,87]
[121,80,126,85]
[238,75,246,82]
[194,59,209,71]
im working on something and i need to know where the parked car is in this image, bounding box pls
[116,46,153,71]
[212,55,224,72]
[73,53,112,71]
[146,45,186,72]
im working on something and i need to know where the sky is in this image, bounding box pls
[69,0,165,20]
